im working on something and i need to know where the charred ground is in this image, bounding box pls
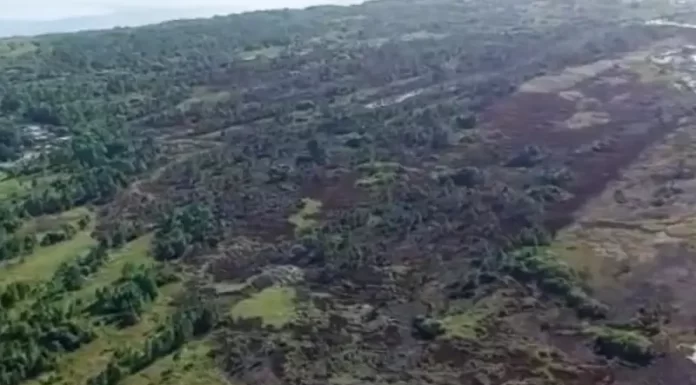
[3,1,696,385]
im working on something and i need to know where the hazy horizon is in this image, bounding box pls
[0,0,363,37]
[0,0,362,21]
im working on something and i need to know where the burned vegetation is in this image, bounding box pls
[4,0,696,384]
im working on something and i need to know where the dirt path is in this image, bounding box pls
[129,136,223,199]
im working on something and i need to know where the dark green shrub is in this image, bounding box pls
[590,327,655,365]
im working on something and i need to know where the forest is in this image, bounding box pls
[2,0,696,384]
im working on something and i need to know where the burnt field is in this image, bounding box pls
[482,55,696,229]
[93,13,696,385]
[7,1,696,385]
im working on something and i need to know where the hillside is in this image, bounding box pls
[3,1,696,385]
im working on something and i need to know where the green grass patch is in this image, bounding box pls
[18,206,92,236]
[27,281,184,385]
[288,198,322,234]
[355,162,414,188]
[0,231,185,385]
[440,310,489,340]
[72,234,154,303]
[0,207,96,287]
[122,340,230,385]
[230,286,297,328]
[437,290,514,341]
[0,175,24,200]
[0,39,37,58]
[0,223,96,285]
[0,172,62,201]
[23,234,183,385]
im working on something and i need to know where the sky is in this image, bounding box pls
[0,0,360,20]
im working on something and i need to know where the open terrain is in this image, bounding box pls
[6,1,696,385]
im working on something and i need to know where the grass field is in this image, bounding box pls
[0,172,63,201]
[0,182,221,385]
[230,286,298,328]
[0,39,37,58]
[5,228,228,385]
[0,172,25,200]
[0,211,97,285]
[288,198,322,234]
[76,234,154,296]
[25,234,182,385]
[27,281,185,385]
[18,206,92,236]
[122,340,230,385]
